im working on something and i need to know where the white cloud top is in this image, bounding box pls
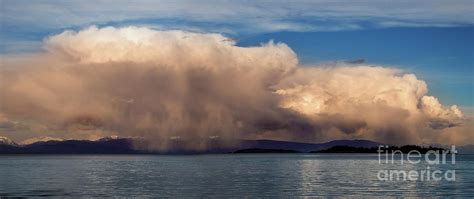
[0,27,471,148]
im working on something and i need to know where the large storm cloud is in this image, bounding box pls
[0,26,470,149]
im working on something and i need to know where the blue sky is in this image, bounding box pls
[1,0,473,108]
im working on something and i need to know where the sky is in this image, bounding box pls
[0,0,473,146]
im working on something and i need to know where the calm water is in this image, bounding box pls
[0,154,473,197]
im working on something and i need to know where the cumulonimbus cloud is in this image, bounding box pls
[0,26,470,149]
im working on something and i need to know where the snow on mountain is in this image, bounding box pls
[0,136,17,146]
[20,136,64,145]
[96,135,121,142]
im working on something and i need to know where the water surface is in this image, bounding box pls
[0,154,473,197]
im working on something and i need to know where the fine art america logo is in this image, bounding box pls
[377,145,457,181]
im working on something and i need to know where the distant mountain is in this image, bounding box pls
[14,138,140,154]
[0,136,384,154]
[0,136,17,146]
[239,139,383,152]
[0,136,20,153]
[20,136,64,145]
[1,135,471,155]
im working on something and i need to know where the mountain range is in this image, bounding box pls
[1,136,473,154]
[0,136,383,154]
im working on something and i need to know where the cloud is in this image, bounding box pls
[4,0,473,31]
[421,96,463,129]
[0,26,471,149]
[2,0,473,54]
[275,66,467,144]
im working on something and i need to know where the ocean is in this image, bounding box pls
[0,154,473,197]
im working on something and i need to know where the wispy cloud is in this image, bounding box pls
[1,0,473,53]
